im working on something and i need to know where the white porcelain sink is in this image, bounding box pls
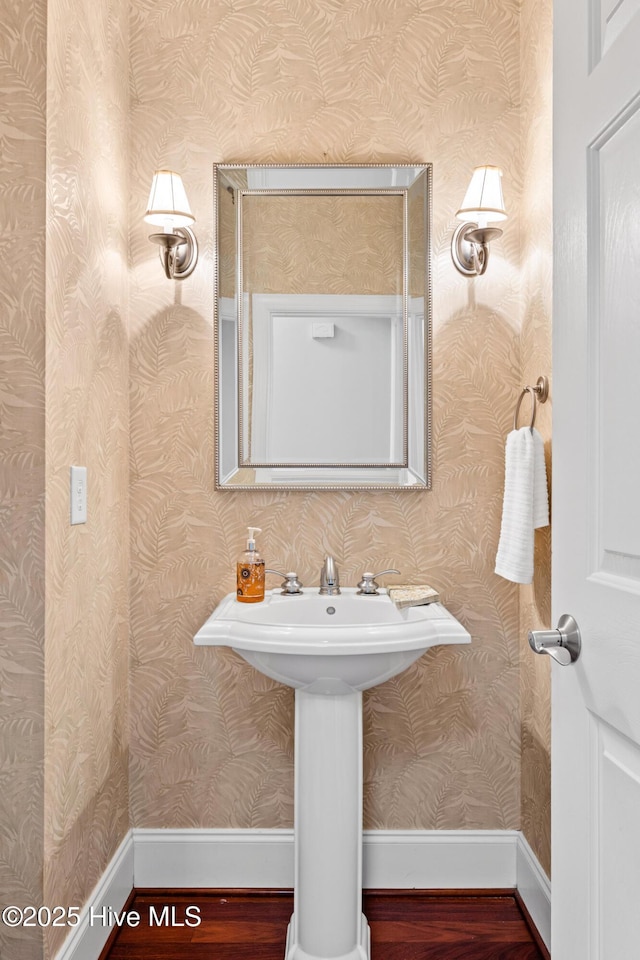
[194,587,470,694]
[195,586,470,960]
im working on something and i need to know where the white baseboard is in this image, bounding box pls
[363,829,518,889]
[133,827,520,889]
[516,833,551,950]
[53,832,133,960]
[56,828,550,959]
[133,827,295,888]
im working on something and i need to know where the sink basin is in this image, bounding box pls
[194,588,470,694]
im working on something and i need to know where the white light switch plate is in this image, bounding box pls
[70,466,87,524]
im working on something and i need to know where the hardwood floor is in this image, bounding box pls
[100,889,549,960]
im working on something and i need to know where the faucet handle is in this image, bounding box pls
[356,569,400,595]
[265,569,303,595]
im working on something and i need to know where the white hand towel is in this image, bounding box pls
[495,427,549,584]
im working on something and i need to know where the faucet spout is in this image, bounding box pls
[319,556,341,595]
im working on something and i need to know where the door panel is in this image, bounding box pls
[592,719,640,956]
[593,104,640,573]
[553,1,640,957]
[593,0,640,62]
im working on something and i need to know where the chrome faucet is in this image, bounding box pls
[319,556,341,595]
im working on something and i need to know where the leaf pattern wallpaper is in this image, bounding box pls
[43,0,130,955]
[242,195,404,296]
[0,3,553,956]
[0,2,46,959]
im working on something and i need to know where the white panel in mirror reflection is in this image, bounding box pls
[246,294,403,464]
[214,163,431,490]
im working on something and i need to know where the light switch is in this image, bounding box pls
[70,466,87,524]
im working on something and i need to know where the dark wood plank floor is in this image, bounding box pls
[101,889,549,960]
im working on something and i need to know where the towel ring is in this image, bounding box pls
[513,376,549,431]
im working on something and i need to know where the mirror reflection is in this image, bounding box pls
[214,164,432,490]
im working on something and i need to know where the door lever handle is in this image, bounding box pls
[528,614,582,666]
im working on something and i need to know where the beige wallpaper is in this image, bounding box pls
[44,0,130,954]
[129,0,525,833]
[242,194,404,295]
[0,1,46,958]
[519,0,553,877]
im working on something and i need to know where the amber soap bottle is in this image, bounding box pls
[236,526,265,603]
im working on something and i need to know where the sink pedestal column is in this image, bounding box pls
[285,689,370,960]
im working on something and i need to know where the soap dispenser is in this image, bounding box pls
[236,527,265,603]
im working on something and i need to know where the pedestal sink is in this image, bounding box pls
[195,588,471,960]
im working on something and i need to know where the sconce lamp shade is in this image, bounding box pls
[455,165,507,223]
[144,170,195,229]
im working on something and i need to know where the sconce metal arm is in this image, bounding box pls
[451,221,503,277]
[148,225,198,280]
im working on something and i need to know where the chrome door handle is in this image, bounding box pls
[528,614,582,666]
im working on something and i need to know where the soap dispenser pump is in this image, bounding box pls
[236,526,265,603]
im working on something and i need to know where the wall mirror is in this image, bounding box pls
[214,163,432,490]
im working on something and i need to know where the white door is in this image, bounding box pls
[553,1,640,956]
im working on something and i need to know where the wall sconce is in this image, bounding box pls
[144,170,198,280]
[451,165,507,277]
